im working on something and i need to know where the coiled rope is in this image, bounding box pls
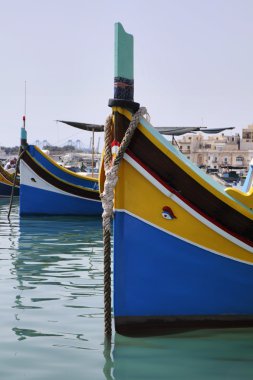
[101,106,148,337]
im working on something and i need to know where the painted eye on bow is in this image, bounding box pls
[162,206,176,220]
[162,211,172,219]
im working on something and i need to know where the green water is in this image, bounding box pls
[0,199,253,379]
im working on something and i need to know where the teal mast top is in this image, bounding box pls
[110,23,139,112]
[113,22,134,101]
[114,23,133,80]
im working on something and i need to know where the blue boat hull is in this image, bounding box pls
[0,181,19,197]
[114,211,253,334]
[20,184,102,216]
[20,145,102,216]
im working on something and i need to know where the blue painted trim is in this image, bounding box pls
[113,211,253,317]
[0,181,19,196]
[242,162,253,192]
[27,145,98,190]
[21,127,27,140]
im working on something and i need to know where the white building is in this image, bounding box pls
[176,125,253,173]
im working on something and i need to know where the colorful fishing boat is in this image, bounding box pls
[19,127,102,216]
[0,164,19,197]
[19,120,216,216]
[100,23,253,336]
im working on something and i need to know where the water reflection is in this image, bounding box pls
[0,198,19,250]
[1,199,253,380]
[12,215,104,344]
[103,338,114,380]
[13,327,63,341]
[101,329,253,380]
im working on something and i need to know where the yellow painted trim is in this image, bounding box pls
[0,172,13,186]
[115,159,253,264]
[34,146,98,183]
[113,107,253,220]
[26,150,98,194]
[225,186,253,209]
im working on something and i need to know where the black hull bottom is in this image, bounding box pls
[115,315,253,337]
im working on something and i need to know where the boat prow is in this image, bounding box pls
[20,144,102,216]
[0,164,19,197]
[100,22,253,337]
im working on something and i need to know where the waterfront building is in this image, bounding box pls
[176,124,253,174]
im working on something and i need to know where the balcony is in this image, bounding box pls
[182,149,191,154]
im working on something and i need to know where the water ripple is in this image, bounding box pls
[1,199,253,380]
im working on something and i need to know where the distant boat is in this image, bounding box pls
[0,164,19,197]
[100,23,253,336]
[19,144,102,216]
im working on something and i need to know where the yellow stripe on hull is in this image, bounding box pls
[114,107,253,219]
[114,158,253,264]
[27,150,98,193]
[225,186,253,209]
[0,172,13,186]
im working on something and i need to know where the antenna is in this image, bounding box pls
[24,80,27,115]
[23,80,27,129]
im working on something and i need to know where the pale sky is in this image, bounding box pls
[1,0,253,149]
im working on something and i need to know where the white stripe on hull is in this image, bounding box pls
[124,153,253,254]
[20,160,99,202]
[115,208,253,266]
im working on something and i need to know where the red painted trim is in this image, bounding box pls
[126,149,253,248]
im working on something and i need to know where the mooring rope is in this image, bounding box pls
[101,107,148,338]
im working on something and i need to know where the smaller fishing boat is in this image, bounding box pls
[19,119,103,216]
[0,164,19,197]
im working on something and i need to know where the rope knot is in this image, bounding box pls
[101,106,148,223]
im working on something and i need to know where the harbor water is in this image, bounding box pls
[0,198,253,379]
